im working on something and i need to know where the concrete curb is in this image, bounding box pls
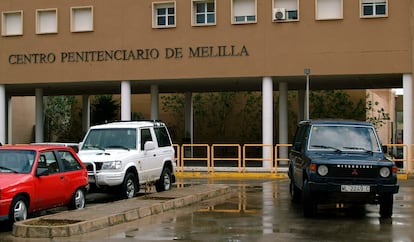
[12,184,231,238]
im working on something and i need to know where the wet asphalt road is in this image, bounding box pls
[1,178,414,242]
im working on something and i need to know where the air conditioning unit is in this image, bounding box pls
[273,8,286,21]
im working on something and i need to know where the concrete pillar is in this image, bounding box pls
[151,85,159,120]
[262,77,273,169]
[121,81,131,121]
[35,88,44,143]
[403,74,413,172]
[82,95,90,132]
[278,82,288,163]
[184,92,193,143]
[0,85,6,144]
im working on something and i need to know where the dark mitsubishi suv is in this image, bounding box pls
[288,120,399,218]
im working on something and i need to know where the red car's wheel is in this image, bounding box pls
[9,195,28,224]
[68,188,86,210]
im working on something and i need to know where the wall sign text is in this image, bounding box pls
[8,45,249,65]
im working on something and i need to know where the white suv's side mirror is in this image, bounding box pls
[144,141,155,151]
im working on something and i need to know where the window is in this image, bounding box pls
[81,128,136,150]
[308,125,381,152]
[361,0,387,18]
[315,0,343,20]
[140,129,153,150]
[192,0,216,26]
[232,0,256,24]
[58,151,82,172]
[272,0,299,21]
[1,11,23,36]
[36,9,58,34]
[292,125,308,151]
[154,127,172,147]
[0,150,35,173]
[153,2,176,28]
[71,6,94,32]
[39,151,60,174]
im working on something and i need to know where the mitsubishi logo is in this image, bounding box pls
[352,169,359,176]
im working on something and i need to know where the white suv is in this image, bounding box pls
[78,121,176,198]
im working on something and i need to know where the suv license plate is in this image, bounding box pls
[341,185,370,193]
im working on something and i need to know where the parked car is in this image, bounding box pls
[288,120,399,218]
[0,145,88,225]
[31,142,80,153]
[78,120,176,198]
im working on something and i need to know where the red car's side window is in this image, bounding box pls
[58,151,82,172]
[39,151,60,174]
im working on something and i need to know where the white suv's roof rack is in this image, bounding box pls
[90,120,167,129]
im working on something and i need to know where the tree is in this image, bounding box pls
[161,94,185,143]
[309,90,366,120]
[193,92,237,143]
[309,90,390,128]
[44,96,80,142]
[237,92,262,143]
[366,98,390,128]
[91,95,120,125]
[160,90,391,145]
[161,92,261,144]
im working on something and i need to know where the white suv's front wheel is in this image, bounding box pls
[121,172,138,199]
[155,167,172,192]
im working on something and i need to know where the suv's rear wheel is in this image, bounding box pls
[121,172,138,199]
[155,167,172,192]
[379,193,393,218]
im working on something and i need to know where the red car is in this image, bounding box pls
[0,145,88,224]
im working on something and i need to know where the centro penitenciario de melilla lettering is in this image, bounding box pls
[8,45,249,65]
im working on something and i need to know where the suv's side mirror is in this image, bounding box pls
[144,141,155,151]
[382,145,388,153]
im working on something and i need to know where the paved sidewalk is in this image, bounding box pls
[12,184,231,238]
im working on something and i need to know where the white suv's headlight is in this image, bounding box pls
[317,165,329,176]
[379,167,391,178]
[102,161,122,170]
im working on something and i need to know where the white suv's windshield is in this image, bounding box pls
[308,125,381,152]
[81,128,137,150]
